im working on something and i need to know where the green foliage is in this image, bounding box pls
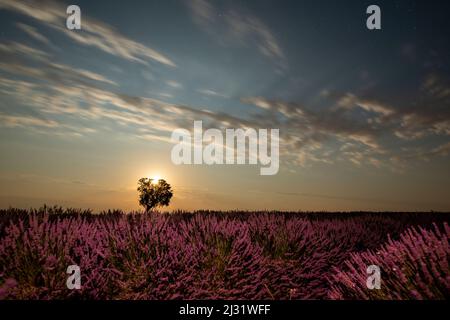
[137,178,173,212]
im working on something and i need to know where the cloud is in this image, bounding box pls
[2,37,449,171]
[391,74,450,140]
[0,29,448,172]
[2,66,449,170]
[423,74,450,100]
[431,142,450,157]
[326,83,450,144]
[337,93,395,116]
[197,89,228,98]
[225,10,285,66]
[16,22,50,45]
[0,53,253,142]
[0,0,176,67]
[241,87,450,169]
[0,41,117,86]
[166,80,182,89]
[0,41,49,60]
[242,96,384,151]
[0,113,58,128]
[186,0,286,70]
[187,0,216,27]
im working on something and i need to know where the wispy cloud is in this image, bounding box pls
[197,89,228,98]
[2,49,449,171]
[158,92,173,99]
[0,41,49,60]
[0,0,176,67]
[0,113,58,128]
[337,93,395,116]
[0,41,117,86]
[16,22,50,45]
[241,87,450,169]
[186,0,286,70]
[0,10,449,173]
[2,35,449,171]
[166,80,183,89]
[225,10,286,67]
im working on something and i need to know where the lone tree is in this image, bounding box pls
[137,178,173,212]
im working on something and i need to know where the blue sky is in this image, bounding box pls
[0,0,449,211]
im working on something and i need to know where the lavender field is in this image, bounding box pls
[0,207,448,300]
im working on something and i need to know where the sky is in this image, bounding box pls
[0,0,449,212]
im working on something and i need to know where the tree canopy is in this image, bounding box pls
[137,178,173,212]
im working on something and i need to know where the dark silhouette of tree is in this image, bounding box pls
[137,178,173,212]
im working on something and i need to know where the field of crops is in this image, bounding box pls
[0,207,448,300]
